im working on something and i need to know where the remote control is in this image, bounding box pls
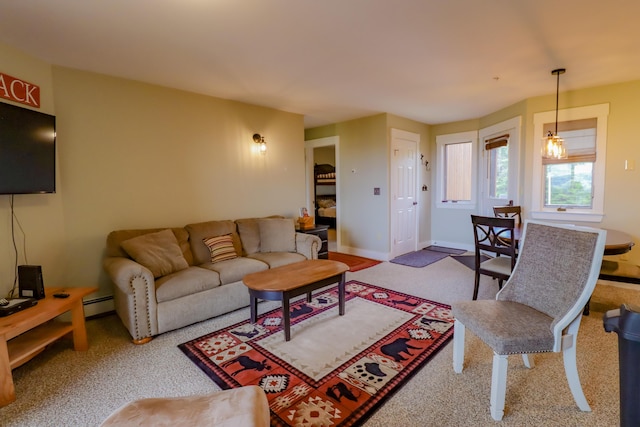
[0,298,9,306]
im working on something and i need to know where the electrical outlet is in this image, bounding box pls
[374,187,380,195]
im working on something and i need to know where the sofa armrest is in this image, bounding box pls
[103,256,159,342]
[295,232,321,260]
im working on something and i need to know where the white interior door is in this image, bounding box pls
[479,117,521,216]
[391,129,419,257]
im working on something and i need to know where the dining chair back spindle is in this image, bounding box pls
[493,205,522,225]
[470,215,517,300]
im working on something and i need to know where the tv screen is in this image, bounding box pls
[0,102,56,194]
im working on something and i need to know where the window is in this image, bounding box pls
[543,120,596,208]
[485,134,509,199]
[531,104,608,222]
[436,131,478,208]
[479,116,521,216]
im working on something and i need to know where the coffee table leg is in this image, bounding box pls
[250,294,258,323]
[283,293,291,341]
[339,273,345,316]
[70,298,89,351]
[0,338,15,406]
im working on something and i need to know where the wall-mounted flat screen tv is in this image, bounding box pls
[0,102,56,195]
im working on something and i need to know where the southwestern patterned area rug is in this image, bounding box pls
[179,281,454,427]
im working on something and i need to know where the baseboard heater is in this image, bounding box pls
[83,294,115,318]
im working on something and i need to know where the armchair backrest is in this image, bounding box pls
[497,221,606,339]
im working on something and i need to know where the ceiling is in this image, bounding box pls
[1,1,640,128]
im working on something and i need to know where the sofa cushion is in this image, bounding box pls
[236,216,285,256]
[248,252,306,268]
[186,220,242,265]
[235,218,261,255]
[203,234,238,263]
[121,229,189,278]
[199,256,268,284]
[258,218,296,253]
[155,266,222,303]
[107,227,194,265]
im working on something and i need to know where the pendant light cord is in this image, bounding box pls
[555,71,559,135]
[552,68,566,135]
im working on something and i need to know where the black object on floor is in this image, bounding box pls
[390,250,450,268]
[451,255,489,270]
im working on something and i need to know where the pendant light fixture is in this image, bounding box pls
[542,68,568,159]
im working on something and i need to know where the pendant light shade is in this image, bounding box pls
[542,68,568,160]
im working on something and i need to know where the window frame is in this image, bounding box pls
[436,130,478,209]
[479,116,522,215]
[531,103,609,222]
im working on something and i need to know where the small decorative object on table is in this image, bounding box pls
[297,216,315,230]
[298,207,314,230]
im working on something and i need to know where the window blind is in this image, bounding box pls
[484,133,509,150]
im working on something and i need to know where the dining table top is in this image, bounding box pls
[512,224,634,256]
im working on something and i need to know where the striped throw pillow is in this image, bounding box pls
[203,234,237,263]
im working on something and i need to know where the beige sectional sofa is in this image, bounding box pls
[103,217,321,343]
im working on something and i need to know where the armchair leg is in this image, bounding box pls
[490,353,508,421]
[453,319,465,373]
[521,354,534,368]
[473,273,480,300]
[563,346,591,411]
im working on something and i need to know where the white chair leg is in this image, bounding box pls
[453,319,465,373]
[563,346,591,411]
[521,353,534,368]
[490,353,508,421]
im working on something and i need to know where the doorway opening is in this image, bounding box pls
[305,136,340,252]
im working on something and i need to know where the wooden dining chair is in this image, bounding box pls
[493,205,522,225]
[452,221,606,420]
[470,215,517,300]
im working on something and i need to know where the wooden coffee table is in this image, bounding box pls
[243,260,349,341]
[0,286,97,407]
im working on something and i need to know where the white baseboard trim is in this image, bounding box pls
[337,245,389,261]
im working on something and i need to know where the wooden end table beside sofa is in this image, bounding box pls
[0,286,97,407]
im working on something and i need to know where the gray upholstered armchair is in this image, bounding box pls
[452,220,606,421]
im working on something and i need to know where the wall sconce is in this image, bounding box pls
[253,133,267,154]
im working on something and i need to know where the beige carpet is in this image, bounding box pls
[1,257,636,426]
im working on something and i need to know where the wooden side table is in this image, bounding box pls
[299,225,329,259]
[0,286,97,407]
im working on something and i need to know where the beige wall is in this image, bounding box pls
[431,81,640,265]
[0,43,306,302]
[4,39,638,305]
[306,114,430,257]
[313,145,335,166]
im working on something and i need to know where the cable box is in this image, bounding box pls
[0,298,38,317]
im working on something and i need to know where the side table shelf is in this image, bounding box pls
[0,286,97,407]
[8,321,74,369]
[299,225,330,259]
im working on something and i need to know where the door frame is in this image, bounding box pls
[304,136,340,251]
[390,128,419,258]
